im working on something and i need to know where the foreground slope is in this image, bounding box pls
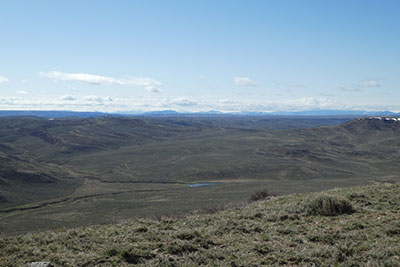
[1,182,400,266]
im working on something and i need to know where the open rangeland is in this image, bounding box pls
[1,116,400,235]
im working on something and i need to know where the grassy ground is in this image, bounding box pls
[1,182,400,266]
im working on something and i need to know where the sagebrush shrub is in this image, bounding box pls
[249,190,271,202]
[304,195,355,216]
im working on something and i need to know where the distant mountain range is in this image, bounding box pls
[0,109,398,118]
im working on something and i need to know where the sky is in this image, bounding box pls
[1,0,399,113]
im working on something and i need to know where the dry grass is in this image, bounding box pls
[1,182,400,266]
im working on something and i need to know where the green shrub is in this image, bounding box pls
[122,248,154,264]
[166,241,198,255]
[386,227,400,236]
[106,248,119,257]
[304,195,355,216]
[176,230,201,240]
[254,243,273,255]
[249,190,271,202]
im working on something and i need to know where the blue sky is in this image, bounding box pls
[0,0,399,112]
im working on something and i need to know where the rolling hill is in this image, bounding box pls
[1,115,400,234]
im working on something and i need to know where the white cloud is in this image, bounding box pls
[362,80,381,87]
[289,97,335,108]
[233,77,258,87]
[161,98,197,107]
[126,77,162,92]
[60,94,77,101]
[40,71,161,92]
[1,95,400,113]
[146,87,160,93]
[217,99,240,104]
[0,95,120,112]
[210,97,342,113]
[83,95,113,103]
[0,76,9,83]
[340,87,361,92]
[16,90,29,95]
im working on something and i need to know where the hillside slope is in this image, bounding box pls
[0,116,200,208]
[1,182,400,266]
[0,146,82,208]
[1,116,400,235]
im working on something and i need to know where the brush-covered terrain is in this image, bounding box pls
[1,182,400,266]
[1,115,400,234]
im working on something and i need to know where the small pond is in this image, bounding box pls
[187,182,221,188]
